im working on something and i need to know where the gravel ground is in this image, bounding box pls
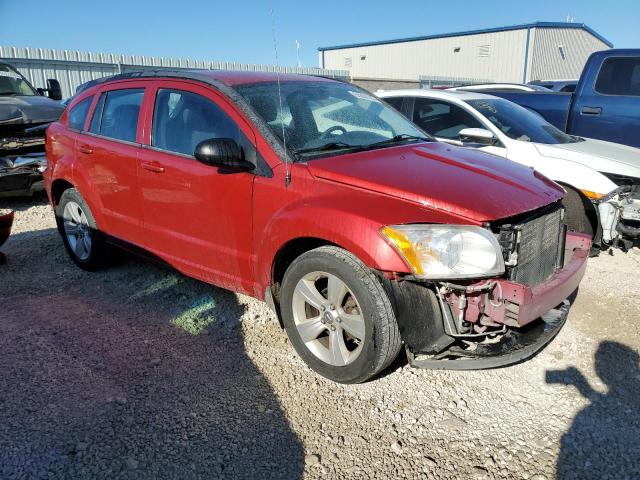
[1,196,639,480]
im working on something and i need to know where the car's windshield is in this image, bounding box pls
[466,98,576,144]
[0,64,37,96]
[235,80,430,158]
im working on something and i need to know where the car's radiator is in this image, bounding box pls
[497,203,566,287]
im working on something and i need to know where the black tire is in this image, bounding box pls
[562,187,594,238]
[55,188,110,271]
[280,246,402,384]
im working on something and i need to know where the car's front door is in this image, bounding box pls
[137,81,256,291]
[79,83,147,246]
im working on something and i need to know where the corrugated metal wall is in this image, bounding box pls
[0,46,349,98]
[322,29,528,83]
[527,28,610,81]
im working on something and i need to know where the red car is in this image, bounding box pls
[44,71,589,383]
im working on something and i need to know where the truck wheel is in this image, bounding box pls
[56,188,110,271]
[562,187,594,238]
[280,246,402,383]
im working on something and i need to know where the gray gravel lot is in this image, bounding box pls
[1,196,639,479]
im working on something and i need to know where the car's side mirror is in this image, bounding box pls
[458,128,496,145]
[45,79,63,100]
[194,138,255,172]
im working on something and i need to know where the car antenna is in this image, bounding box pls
[269,3,291,188]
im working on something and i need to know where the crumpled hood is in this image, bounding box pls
[535,138,640,179]
[307,142,564,222]
[0,95,65,125]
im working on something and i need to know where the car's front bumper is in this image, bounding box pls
[397,232,590,370]
[0,153,47,197]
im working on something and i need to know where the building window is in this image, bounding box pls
[478,45,491,57]
[454,47,461,53]
[344,57,352,68]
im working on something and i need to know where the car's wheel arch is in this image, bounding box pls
[50,175,106,231]
[259,214,410,295]
[556,181,601,243]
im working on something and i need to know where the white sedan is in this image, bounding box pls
[377,89,640,250]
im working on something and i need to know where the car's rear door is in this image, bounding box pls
[79,82,148,246]
[137,80,256,291]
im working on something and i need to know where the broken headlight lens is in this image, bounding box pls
[381,224,505,279]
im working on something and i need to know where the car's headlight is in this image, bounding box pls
[381,224,505,279]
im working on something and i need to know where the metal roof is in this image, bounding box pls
[318,22,613,51]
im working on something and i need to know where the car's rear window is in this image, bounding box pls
[89,88,144,142]
[68,96,93,130]
[595,57,640,96]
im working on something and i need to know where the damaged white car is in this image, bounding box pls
[378,89,640,251]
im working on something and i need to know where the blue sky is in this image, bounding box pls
[1,0,638,67]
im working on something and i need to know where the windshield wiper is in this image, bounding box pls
[364,134,431,149]
[294,142,364,155]
[293,134,431,158]
[0,91,19,96]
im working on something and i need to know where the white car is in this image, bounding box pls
[377,89,640,250]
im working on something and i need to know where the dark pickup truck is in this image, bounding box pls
[483,49,640,150]
[0,61,65,197]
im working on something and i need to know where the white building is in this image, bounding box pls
[318,22,612,89]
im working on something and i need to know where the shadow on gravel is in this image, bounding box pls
[0,192,48,211]
[0,225,305,479]
[546,341,640,480]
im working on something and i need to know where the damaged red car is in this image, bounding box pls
[44,71,589,383]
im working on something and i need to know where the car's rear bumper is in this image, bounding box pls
[401,231,590,370]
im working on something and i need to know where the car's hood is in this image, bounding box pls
[307,142,564,222]
[0,95,65,125]
[535,138,640,178]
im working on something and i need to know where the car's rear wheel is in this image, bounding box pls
[56,188,110,271]
[280,246,401,383]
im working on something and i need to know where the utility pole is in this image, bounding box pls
[295,40,301,68]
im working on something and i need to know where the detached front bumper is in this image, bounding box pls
[396,232,591,370]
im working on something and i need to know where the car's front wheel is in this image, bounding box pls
[56,188,110,271]
[280,246,402,383]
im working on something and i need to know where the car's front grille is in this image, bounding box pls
[0,122,48,156]
[495,203,566,287]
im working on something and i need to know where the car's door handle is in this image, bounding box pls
[581,106,602,116]
[141,161,165,173]
[79,145,93,154]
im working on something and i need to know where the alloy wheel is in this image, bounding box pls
[292,271,366,366]
[62,201,92,261]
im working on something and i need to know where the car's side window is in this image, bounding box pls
[412,98,483,140]
[152,88,241,156]
[595,57,640,96]
[89,93,106,134]
[383,96,405,112]
[90,88,144,143]
[68,96,93,131]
